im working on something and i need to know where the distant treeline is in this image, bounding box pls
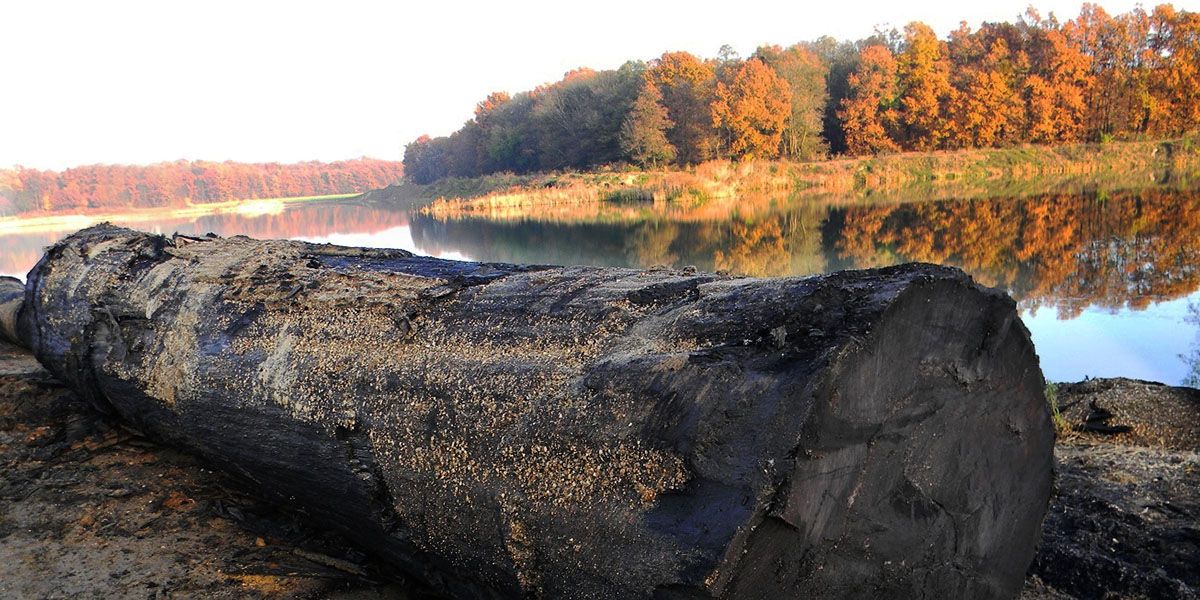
[0,158,405,215]
[404,3,1200,183]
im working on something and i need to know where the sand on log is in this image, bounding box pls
[10,224,1053,599]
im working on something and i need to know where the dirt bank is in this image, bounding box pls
[1023,379,1200,600]
[1,341,1196,599]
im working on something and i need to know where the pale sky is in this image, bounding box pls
[2,0,1154,170]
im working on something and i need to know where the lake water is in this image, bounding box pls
[2,186,1198,386]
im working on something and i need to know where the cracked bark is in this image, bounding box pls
[11,224,1053,599]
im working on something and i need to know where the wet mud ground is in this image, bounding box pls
[0,340,1195,599]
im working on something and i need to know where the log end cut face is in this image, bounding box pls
[716,277,1053,599]
[16,224,1054,600]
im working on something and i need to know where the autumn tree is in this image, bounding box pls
[838,45,901,155]
[712,44,744,84]
[478,92,539,173]
[620,79,677,167]
[754,44,830,160]
[472,91,516,172]
[404,135,450,184]
[946,29,1028,147]
[647,52,719,164]
[805,36,868,155]
[1,160,406,214]
[1067,4,1153,139]
[475,91,511,121]
[710,59,793,159]
[394,3,1200,183]
[530,67,642,170]
[896,22,954,150]
[1022,12,1092,143]
[1146,5,1200,135]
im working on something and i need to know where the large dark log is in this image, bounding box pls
[14,224,1053,599]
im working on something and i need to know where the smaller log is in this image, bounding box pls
[0,276,23,346]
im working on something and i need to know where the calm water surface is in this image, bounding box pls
[2,188,1197,385]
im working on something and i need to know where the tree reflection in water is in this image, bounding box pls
[412,186,1200,318]
[3,184,1199,384]
[1183,301,1200,388]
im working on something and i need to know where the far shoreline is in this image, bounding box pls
[0,193,359,236]
[418,136,1200,220]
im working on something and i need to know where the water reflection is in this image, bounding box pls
[1,186,1198,385]
[412,188,1200,316]
[0,201,411,278]
[410,186,1200,384]
[829,190,1200,318]
[1184,302,1200,388]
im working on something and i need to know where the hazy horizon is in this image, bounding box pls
[4,0,1145,171]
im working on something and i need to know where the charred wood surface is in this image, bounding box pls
[15,224,1053,599]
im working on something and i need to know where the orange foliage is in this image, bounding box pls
[475,92,512,121]
[839,46,901,155]
[0,159,404,216]
[646,52,720,164]
[1024,25,1092,143]
[405,4,1200,181]
[946,34,1027,147]
[417,182,1200,315]
[1146,5,1200,135]
[713,216,791,276]
[1067,4,1152,139]
[835,188,1200,316]
[711,60,793,159]
[896,22,954,150]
